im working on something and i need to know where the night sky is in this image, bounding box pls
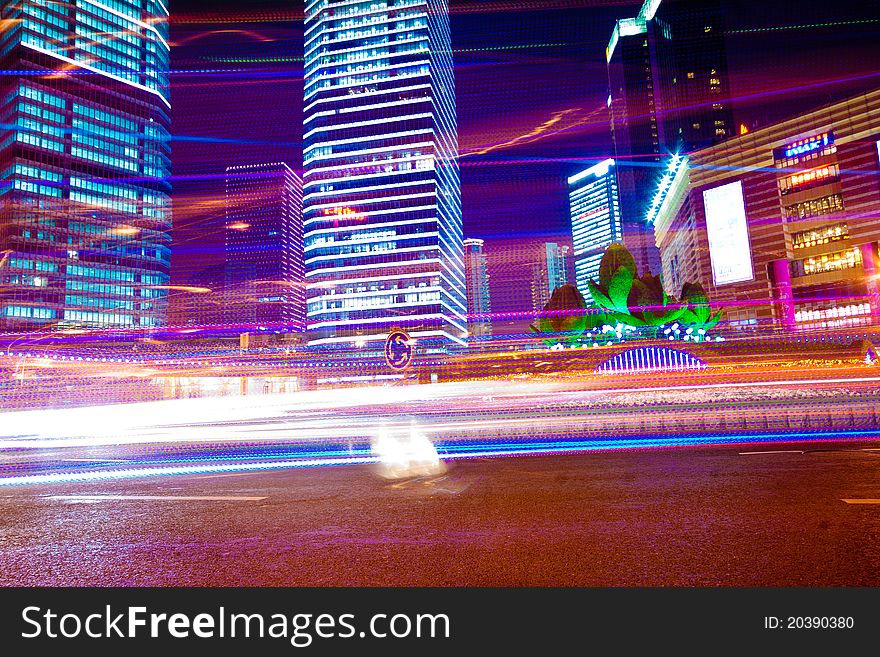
[167,0,880,317]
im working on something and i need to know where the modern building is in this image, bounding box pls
[653,88,880,331]
[301,0,466,353]
[531,242,570,311]
[606,0,734,277]
[0,0,172,330]
[462,238,491,343]
[223,162,304,330]
[569,159,622,295]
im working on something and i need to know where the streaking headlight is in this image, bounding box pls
[371,425,445,479]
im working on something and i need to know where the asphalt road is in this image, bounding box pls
[1,441,879,586]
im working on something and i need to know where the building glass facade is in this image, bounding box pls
[462,237,491,343]
[569,159,621,296]
[224,163,304,330]
[531,242,570,311]
[0,0,171,330]
[302,0,466,352]
[652,89,880,331]
[606,0,733,277]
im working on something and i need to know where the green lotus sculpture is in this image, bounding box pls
[677,282,723,332]
[586,243,687,332]
[528,284,589,346]
[530,243,723,346]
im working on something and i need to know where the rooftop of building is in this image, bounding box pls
[696,86,880,159]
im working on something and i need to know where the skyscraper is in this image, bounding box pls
[462,237,491,343]
[224,162,304,330]
[0,0,171,330]
[531,242,570,311]
[606,0,733,277]
[302,0,466,353]
[569,159,622,295]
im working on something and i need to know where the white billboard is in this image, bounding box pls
[703,180,754,285]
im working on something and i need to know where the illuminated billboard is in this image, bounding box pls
[703,181,754,285]
[774,131,834,162]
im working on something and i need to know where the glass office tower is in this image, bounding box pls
[302,0,466,352]
[224,162,305,330]
[530,242,570,311]
[569,159,622,295]
[0,0,172,330]
[462,237,491,342]
[606,0,733,277]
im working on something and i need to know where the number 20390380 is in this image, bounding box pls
[764,617,854,629]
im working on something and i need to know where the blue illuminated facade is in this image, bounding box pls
[224,162,305,330]
[0,0,171,330]
[775,131,834,161]
[302,0,466,352]
[569,159,622,294]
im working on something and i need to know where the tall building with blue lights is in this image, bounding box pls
[302,0,466,352]
[569,159,622,294]
[606,0,733,277]
[0,0,171,330]
[224,162,304,330]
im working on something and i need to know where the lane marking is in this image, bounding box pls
[842,499,880,505]
[739,450,804,455]
[47,495,267,502]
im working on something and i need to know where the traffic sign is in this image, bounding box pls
[384,329,414,371]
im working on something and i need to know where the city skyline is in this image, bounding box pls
[531,242,570,311]
[0,1,878,333]
[3,0,880,607]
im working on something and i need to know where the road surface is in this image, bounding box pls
[1,441,878,586]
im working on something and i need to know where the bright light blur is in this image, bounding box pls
[371,424,445,480]
[110,225,140,236]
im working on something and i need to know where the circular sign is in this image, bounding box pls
[384,329,414,371]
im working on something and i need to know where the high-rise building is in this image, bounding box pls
[531,242,570,311]
[462,238,491,343]
[224,162,304,330]
[0,0,172,330]
[606,0,734,277]
[301,0,466,353]
[569,159,622,295]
